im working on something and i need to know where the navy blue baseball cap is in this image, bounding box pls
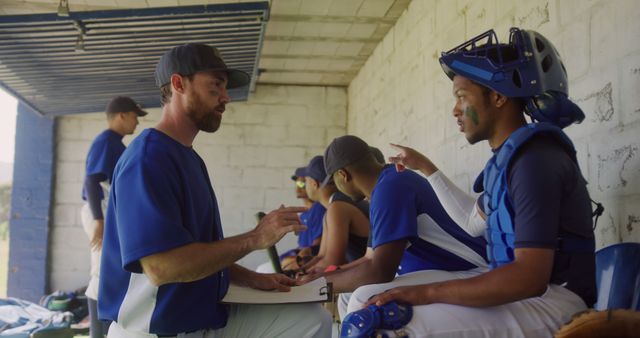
[155,43,250,89]
[301,156,327,183]
[291,167,306,181]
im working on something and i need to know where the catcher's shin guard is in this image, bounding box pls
[340,302,412,338]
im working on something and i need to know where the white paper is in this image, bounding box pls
[221,277,330,304]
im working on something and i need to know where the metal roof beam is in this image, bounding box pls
[0,11,263,30]
[0,50,256,71]
[0,58,256,74]
[0,41,260,58]
[265,35,378,43]
[261,54,368,61]
[264,69,356,75]
[0,27,261,45]
[0,35,262,53]
[270,14,396,25]
[0,3,269,24]
[2,64,256,83]
[0,49,258,65]
[84,17,261,32]
[0,21,262,37]
[0,2,268,115]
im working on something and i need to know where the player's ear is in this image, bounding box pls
[492,91,507,108]
[171,74,186,94]
[336,169,350,182]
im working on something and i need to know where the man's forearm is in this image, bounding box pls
[422,269,540,307]
[338,254,370,271]
[328,240,405,292]
[139,201,307,286]
[327,259,394,293]
[141,231,261,286]
[229,263,257,286]
[420,249,553,307]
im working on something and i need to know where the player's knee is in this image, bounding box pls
[300,303,332,327]
[347,285,378,311]
[312,304,333,337]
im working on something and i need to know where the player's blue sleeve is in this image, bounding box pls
[370,180,417,248]
[84,174,104,219]
[86,138,117,182]
[297,210,311,247]
[299,203,325,247]
[307,214,324,244]
[114,152,195,273]
[297,229,309,247]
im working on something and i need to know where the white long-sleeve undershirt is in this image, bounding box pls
[426,170,487,237]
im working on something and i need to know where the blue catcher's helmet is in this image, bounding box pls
[439,27,584,128]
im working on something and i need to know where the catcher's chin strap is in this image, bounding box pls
[591,198,604,230]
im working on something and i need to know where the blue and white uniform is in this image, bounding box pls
[82,129,126,300]
[369,165,488,274]
[341,165,488,320]
[82,129,125,338]
[99,129,228,335]
[100,129,331,338]
[350,134,594,338]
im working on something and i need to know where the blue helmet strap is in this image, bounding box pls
[524,91,585,129]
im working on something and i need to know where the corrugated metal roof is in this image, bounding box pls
[0,2,269,116]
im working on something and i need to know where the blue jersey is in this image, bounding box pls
[370,165,487,275]
[98,129,229,335]
[297,202,326,247]
[82,129,125,200]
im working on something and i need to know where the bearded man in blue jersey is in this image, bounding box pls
[98,43,331,338]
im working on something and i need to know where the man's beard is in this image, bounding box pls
[186,91,224,133]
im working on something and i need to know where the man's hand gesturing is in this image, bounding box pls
[251,205,308,250]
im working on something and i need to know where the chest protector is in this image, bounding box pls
[482,123,592,269]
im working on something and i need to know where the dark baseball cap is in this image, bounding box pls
[154,43,250,89]
[301,156,327,183]
[322,135,371,186]
[369,146,385,164]
[291,167,306,181]
[106,96,147,116]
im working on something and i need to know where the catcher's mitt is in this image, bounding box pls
[554,309,640,338]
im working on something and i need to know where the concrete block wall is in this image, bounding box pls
[51,84,346,291]
[347,0,640,249]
